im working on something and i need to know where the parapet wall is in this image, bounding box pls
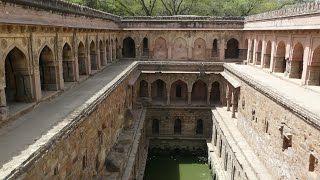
[2,0,120,21]
[246,2,320,22]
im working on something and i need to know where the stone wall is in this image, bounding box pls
[119,30,245,62]
[145,108,212,139]
[211,112,249,180]
[4,63,139,179]
[225,67,320,179]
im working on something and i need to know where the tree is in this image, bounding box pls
[65,0,316,16]
[159,0,196,15]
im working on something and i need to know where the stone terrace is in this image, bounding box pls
[0,60,135,178]
[225,63,320,128]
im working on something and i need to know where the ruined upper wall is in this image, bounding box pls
[244,2,320,30]
[0,0,120,29]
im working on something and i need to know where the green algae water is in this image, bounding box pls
[144,152,212,180]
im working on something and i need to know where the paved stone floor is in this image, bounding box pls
[227,64,320,116]
[0,60,134,167]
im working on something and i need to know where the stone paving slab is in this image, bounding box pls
[225,64,320,127]
[0,60,134,168]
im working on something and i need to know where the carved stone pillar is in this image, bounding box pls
[231,87,236,118]
[226,84,232,111]
[188,91,192,105]
[167,91,170,105]
[148,83,152,102]
[207,85,212,105]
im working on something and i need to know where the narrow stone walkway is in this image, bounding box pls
[226,64,320,116]
[213,107,273,180]
[0,60,134,167]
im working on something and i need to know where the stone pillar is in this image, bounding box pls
[226,84,232,111]
[188,45,192,60]
[167,91,170,105]
[188,91,192,105]
[260,37,266,67]
[270,37,276,72]
[97,46,101,70]
[231,88,236,118]
[33,70,42,101]
[168,45,172,59]
[58,57,64,90]
[207,91,211,105]
[207,85,211,105]
[219,38,225,62]
[302,35,311,85]
[75,55,80,82]
[253,38,257,64]
[148,83,152,102]
[87,43,92,75]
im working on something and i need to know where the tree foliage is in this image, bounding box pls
[65,0,317,16]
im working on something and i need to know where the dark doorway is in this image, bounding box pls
[152,119,160,134]
[143,37,149,56]
[123,37,136,58]
[211,81,220,103]
[196,119,203,134]
[139,80,148,97]
[225,38,239,59]
[5,47,32,103]
[39,46,58,91]
[174,119,182,134]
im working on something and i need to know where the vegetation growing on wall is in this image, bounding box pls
[65,0,316,16]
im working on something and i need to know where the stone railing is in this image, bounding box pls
[1,0,121,21]
[121,16,244,22]
[246,2,320,21]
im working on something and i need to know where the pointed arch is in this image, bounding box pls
[122,37,136,58]
[264,41,272,68]
[256,40,262,65]
[151,79,167,103]
[225,38,239,59]
[290,42,304,79]
[193,38,206,60]
[212,39,219,57]
[139,80,148,97]
[143,37,149,57]
[39,45,58,91]
[154,37,168,59]
[192,80,207,103]
[78,41,87,75]
[211,81,221,103]
[173,37,188,60]
[5,47,33,103]
[170,80,188,104]
[274,41,286,73]
[307,45,320,85]
[90,41,98,70]
[62,43,75,82]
